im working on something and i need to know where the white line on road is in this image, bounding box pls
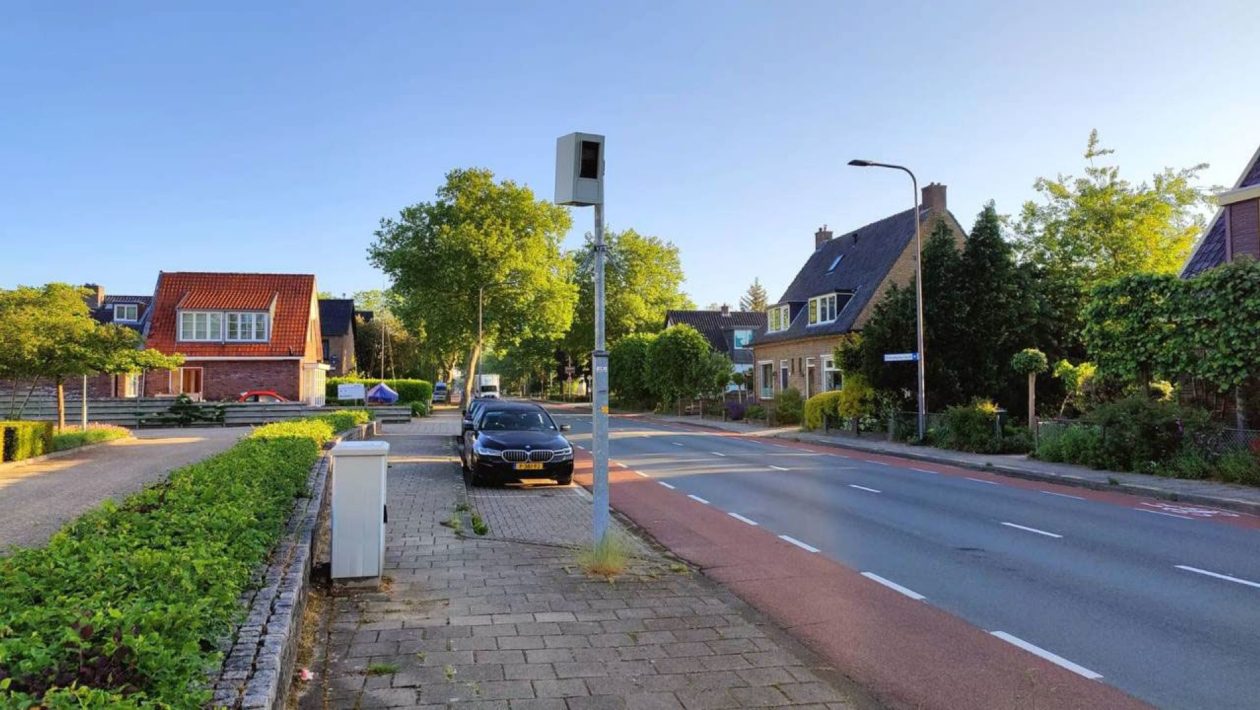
[778,535,820,553]
[615,462,628,468]
[870,461,891,466]
[769,465,790,471]
[990,631,1103,680]
[861,572,927,600]
[687,494,710,505]
[911,467,938,474]
[849,484,882,494]
[658,481,676,490]
[672,442,685,447]
[710,452,726,457]
[634,471,649,478]
[1001,522,1063,539]
[728,512,759,526]
[1137,508,1193,521]
[966,477,999,485]
[1040,490,1085,500]
[1175,565,1260,589]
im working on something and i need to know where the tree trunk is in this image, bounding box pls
[1028,373,1036,434]
[462,343,482,407]
[1236,385,1247,431]
[56,377,66,431]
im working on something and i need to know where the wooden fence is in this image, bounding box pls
[2,395,411,427]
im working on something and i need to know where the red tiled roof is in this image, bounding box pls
[146,272,318,358]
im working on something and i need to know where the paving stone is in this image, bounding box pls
[532,678,591,698]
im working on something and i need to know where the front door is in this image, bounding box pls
[175,367,203,400]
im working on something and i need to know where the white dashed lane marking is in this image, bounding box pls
[778,535,820,553]
[687,494,710,505]
[658,482,676,490]
[861,572,926,601]
[990,631,1103,680]
[1175,565,1260,589]
[1000,522,1063,539]
[849,484,881,494]
[728,512,759,526]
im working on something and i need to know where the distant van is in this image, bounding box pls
[433,381,448,403]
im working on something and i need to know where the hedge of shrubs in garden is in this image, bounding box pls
[0,411,370,707]
[0,420,53,462]
[325,377,433,405]
[50,423,131,452]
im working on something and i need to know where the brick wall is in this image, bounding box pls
[143,360,302,401]
[1228,199,1260,261]
[751,335,843,404]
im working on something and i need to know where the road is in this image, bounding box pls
[0,427,244,550]
[553,409,1260,710]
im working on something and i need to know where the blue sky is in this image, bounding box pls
[2,1,1257,307]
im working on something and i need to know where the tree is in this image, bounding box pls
[369,168,578,404]
[646,325,712,410]
[0,284,182,426]
[1011,348,1049,431]
[1180,257,1260,427]
[1082,274,1182,388]
[739,279,769,312]
[565,228,693,362]
[608,332,656,406]
[1052,359,1097,417]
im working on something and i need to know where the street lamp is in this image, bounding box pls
[848,159,927,440]
[469,279,517,404]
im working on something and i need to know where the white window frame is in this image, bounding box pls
[808,294,838,326]
[779,359,789,391]
[804,357,815,399]
[822,354,843,392]
[733,329,753,349]
[766,305,790,333]
[178,311,223,342]
[758,361,774,400]
[113,303,139,322]
[226,312,270,342]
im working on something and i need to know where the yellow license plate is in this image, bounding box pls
[515,462,544,471]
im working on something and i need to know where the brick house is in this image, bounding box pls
[143,272,328,404]
[318,298,361,376]
[751,184,966,407]
[82,284,155,398]
[1182,144,1260,277]
[664,306,767,387]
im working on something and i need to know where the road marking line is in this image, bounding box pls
[658,482,676,490]
[911,467,938,474]
[615,462,628,468]
[778,535,820,553]
[966,477,999,485]
[990,631,1103,680]
[861,572,926,601]
[769,465,790,471]
[710,452,726,457]
[1040,490,1085,500]
[1137,508,1192,521]
[1175,565,1260,589]
[870,461,891,466]
[687,494,710,505]
[728,512,759,526]
[849,484,882,494]
[634,471,649,478]
[1001,522,1063,539]
[672,442,685,447]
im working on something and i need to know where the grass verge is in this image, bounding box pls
[50,423,131,452]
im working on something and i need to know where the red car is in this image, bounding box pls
[237,390,289,403]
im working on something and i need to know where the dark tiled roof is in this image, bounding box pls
[1182,212,1226,278]
[1241,151,1260,188]
[319,299,356,337]
[92,295,153,331]
[665,310,765,364]
[754,207,930,345]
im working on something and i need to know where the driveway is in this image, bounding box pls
[0,427,245,550]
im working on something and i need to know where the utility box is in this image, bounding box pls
[555,132,604,206]
[330,440,390,580]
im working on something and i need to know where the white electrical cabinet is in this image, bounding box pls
[330,440,390,580]
[555,132,604,206]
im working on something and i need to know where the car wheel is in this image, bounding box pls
[555,475,572,486]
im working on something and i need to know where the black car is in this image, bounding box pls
[460,402,573,486]
[458,398,508,444]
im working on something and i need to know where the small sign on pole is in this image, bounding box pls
[883,352,919,363]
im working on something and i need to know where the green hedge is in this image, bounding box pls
[326,377,433,404]
[773,388,804,426]
[51,424,131,452]
[0,413,362,707]
[1,421,54,462]
[803,392,844,430]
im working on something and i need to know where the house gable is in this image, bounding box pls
[1183,142,1260,278]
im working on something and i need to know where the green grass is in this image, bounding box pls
[577,534,632,579]
[365,662,400,676]
[470,513,489,536]
[50,424,131,452]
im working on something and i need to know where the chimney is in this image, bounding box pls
[922,183,947,213]
[720,304,730,317]
[814,225,833,250]
[83,283,105,309]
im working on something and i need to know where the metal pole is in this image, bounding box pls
[591,202,610,544]
[81,374,88,430]
[910,173,926,441]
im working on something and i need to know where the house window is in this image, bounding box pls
[226,312,269,342]
[180,311,269,342]
[766,305,790,333]
[733,329,753,349]
[823,355,842,391]
[759,362,774,399]
[808,294,838,326]
[179,311,223,341]
[113,303,138,322]
[114,372,140,398]
[826,255,844,273]
[780,360,789,390]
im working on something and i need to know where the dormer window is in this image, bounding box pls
[808,294,838,326]
[178,311,270,342]
[733,329,753,349]
[113,303,139,322]
[766,305,790,333]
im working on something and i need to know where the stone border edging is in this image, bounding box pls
[646,415,1260,518]
[207,421,373,709]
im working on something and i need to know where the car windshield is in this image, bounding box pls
[478,410,555,431]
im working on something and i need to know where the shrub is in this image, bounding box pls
[326,377,433,404]
[1087,396,1209,473]
[410,401,428,417]
[724,400,746,421]
[803,391,844,430]
[1036,424,1103,465]
[0,430,324,706]
[932,400,1001,453]
[0,420,54,462]
[51,424,130,452]
[745,404,766,422]
[1216,450,1260,485]
[773,388,804,426]
[1158,446,1212,480]
[250,419,336,446]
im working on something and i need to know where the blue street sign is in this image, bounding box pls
[883,352,919,363]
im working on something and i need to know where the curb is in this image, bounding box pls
[644,415,1260,518]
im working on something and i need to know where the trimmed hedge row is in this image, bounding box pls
[0,412,367,707]
[803,392,844,430]
[326,377,433,405]
[1,420,54,462]
[51,424,131,452]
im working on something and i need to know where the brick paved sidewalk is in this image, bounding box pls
[299,424,869,709]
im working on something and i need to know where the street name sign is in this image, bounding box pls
[883,352,919,363]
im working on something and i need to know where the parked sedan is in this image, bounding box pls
[460,403,573,486]
[237,390,288,403]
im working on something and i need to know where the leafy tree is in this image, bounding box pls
[608,332,656,406]
[699,351,734,399]
[646,325,712,410]
[1082,273,1182,388]
[369,168,578,404]
[1011,348,1049,429]
[1180,257,1260,427]
[354,312,430,380]
[566,228,693,362]
[739,278,769,312]
[1052,359,1097,417]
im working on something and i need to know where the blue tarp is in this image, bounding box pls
[366,382,399,404]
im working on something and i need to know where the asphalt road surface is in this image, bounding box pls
[553,409,1260,710]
